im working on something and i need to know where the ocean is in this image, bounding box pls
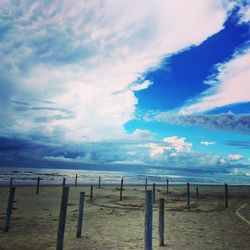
[0,165,248,186]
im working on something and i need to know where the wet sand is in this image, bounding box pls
[0,184,250,249]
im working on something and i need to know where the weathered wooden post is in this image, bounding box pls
[62,178,66,188]
[76,192,85,238]
[145,190,153,250]
[120,177,124,201]
[187,182,190,206]
[166,179,169,194]
[152,183,156,203]
[3,187,16,232]
[90,185,93,199]
[145,178,148,191]
[98,176,101,188]
[159,198,165,246]
[9,178,13,188]
[36,177,40,194]
[56,186,69,250]
[225,183,228,208]
[196,187,199,197]
[75,174,78,187]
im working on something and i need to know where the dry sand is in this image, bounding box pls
[0,184,250,250]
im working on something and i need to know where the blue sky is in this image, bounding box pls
[0,1,250,181]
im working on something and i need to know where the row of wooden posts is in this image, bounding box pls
[8,175,229,207]
[3,177,230,250]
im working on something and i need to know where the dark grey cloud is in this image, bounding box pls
[10,101,76,120]
[31,106,74,115]
[0,136,44,151]
[34,114,75,123]
[156,113,250,133]
[12,100,30,106]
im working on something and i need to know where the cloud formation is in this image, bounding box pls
[0,0,233,142]
[156,113,250,133]
[227,154,243,161]
[200,141,216,146]
[146,136,192,158]
[224,140,250,149]
[179,47,250,115]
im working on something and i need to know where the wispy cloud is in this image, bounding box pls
[0,0,233,142]
[224,140,250,149]
[200,141,216,146]
[156,113,250,133]
[179,47,250,115]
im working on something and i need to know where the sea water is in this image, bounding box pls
[0,165,248,186]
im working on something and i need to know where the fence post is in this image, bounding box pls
[90,185,93,199]
[98,176,101,189]
[36,177,40,194]
[152,183,156,203]
[3,187,16,232]
[225,184,228,208]
[76,192,85,238]
[166,179,169,194]
[145,178,148,191]
[196,187,199,197]
[9,178,13,188]
[75,174,78,187]
[187,182,190,206]
[159,198,165,246]
[120,177,124,201]
[145,190,153,250]
[56,186,69,250]
[62,178,66,188]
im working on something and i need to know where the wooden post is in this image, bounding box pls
[36,177,40,194]
[76,192,85,238]
[98,176,101,188]
[145,190,153,250]
[145,178,148,191]
[225,184,228,208]
[62,178,66,188]
[9,178,13,188]
[75,174,78,187]
[159,198,165,246]
[120,177,124,201]
[56,186,69,250]
[90,185,93,199]
[152,183,156,203]
[196,187,199,197]
[3,187,16,232]
[166,179,169,194]
[187,182,190,206]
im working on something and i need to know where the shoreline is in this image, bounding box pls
[1,182,250,187]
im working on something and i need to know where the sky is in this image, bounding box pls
[0,0,250,181]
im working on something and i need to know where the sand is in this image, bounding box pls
[0,184,250,250]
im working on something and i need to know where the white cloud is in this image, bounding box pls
[227,154,243,161]
[131,129,155,140]
[163,136,192,155]
[0,0,233,142]
[238,2,250,23]
[219,158,226,165]
[130,80,153,92]
[200,141,216,146]
[146,136,192,158]
[179,48,250,115]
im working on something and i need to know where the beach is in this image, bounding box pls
[0,184,250,250]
